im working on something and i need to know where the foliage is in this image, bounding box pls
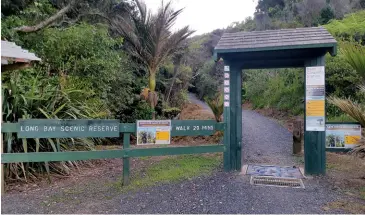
[340,42,365,80]
[162,107,181,119]
[2,69,108,181]
[205,94,224,122]
[0,1,151,181]
[192,60,224,100]
[328,41,365,157]
[118,101,154,123]
[112,0,194,118]
[245,69,304,115]
[328,96,365,126]
[325,10,365,42]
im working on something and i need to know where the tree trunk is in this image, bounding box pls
[149,71,156,91]
[149,70,157,119]
[13,1,75,33]
[166,62,181,103]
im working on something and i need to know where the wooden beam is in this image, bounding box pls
[1,145,225,163]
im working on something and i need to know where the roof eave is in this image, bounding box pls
[214,42,337,60]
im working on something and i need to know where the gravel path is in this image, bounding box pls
[1,108,351,214]
[242,109,296,166]
[1,171,346,214]
[188,93,210,110]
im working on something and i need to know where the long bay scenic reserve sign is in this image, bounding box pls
[18,119,120,138]
[15,119,218,138]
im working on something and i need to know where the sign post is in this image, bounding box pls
[223,65,231,170]
[304,58,326,175]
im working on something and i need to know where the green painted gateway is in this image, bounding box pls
[214,27,337,175]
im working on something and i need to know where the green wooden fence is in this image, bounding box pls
[1,119,225,187]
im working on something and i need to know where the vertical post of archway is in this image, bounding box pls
[304,56,326,175]
[223,61,242,171]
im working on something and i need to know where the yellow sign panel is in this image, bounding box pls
[306,100,325,116]
[345,135,361,144]
[156,131,170,140]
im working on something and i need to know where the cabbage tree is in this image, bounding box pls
[113,0,194,118]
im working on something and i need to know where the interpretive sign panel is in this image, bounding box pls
[18,119,120,138]
[326,123,361,148]
[305,66,325,131]
[137,120,171,145]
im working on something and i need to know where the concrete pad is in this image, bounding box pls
[240,165,248,175]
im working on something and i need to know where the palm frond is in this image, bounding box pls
[328,96,365,127]
[205,94,224,122]
[341,42,365,81]
[113,0,194,75]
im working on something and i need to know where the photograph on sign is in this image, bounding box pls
[224,101,229,107]
[306,116,325,131]
[224,94,229,100]
[306,66,325,86]
[326,124,361,148]
[224,87,230,93]
[224,73,230,79]
[306,86,325,100]
[224,66,230,72]
[224,80,230,86]
[137,120,171,145]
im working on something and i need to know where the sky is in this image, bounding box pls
[144,0,257,35]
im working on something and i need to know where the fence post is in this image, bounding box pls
[122,133,131,186]
[293,120,303,154]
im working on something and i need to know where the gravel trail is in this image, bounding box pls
[188,93,210,110]
[242,109,296,166]
[1,107,351,214]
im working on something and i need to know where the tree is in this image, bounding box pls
[112,0,194,118]
[319,6,335,24]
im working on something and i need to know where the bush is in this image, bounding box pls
[245,68,304,115]
[162,107,181,119]
[2,69,109,181]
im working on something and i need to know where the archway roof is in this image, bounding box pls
[214,27,337,69]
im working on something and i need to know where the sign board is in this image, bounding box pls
[326,123,361,148]
[305,66,325,131]
[18,119,120,138]
[224,66,230,72]
[171,120,216,136]
[137,120,171,145]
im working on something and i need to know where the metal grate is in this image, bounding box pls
[250,176,305,188]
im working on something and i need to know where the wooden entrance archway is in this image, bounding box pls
[214,27,337,175]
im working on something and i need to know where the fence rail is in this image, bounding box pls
[1,120,226,187]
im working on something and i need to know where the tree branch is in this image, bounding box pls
[13,1,75,33]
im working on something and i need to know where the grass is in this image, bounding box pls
[361,187,365,200]
[326,114,357,122]
[326,201,365,214]
[116,154,222,191]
